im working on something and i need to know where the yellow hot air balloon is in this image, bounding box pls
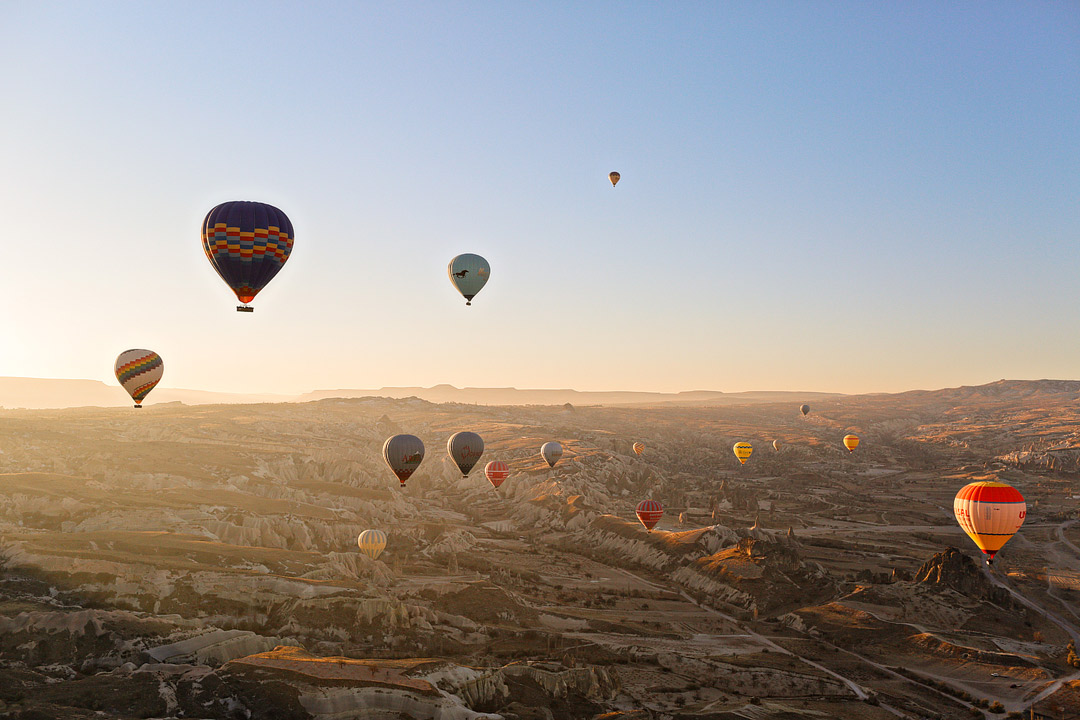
[357,529,387,561]
[843,434,860,453]
[608,171,620,187]
[953,481,1026,564]
[772,440,781,452]
[733,442,753,465]
[633,442,645,456]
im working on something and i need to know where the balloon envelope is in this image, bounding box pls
[953,481,1026,563]
[733,442,753,465]
[202,201,293,308]
[636,499,663,531]
[633,442,645,456]
[800,404,810,416]
[357,529,387,561]
[609,171,620,187]
[383,434,425,486]
[114,349,163,407]
[448,253,490,305]
[447,431,484,477]
[485,460,510,489]
[843,434,860,453]
[773,440,781,452]
[541,441,563,468]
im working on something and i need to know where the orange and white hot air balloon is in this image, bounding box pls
[633,442,645,456]
[485,460,509,489]
[953,481,1026,565]
[843,434,859,453]
[636,499,663,532]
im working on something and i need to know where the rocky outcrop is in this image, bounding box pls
[915,548,1016,607]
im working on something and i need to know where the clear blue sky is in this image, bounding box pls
[0,2,1077,395]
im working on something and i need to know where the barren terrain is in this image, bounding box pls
[1,379,1078,718]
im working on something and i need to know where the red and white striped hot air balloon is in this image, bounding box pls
[636,499,663,532]
[953,481,1026,565]
[485,460,510,489]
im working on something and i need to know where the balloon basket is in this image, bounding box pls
[237,305,254,313]
[134,404,142,409]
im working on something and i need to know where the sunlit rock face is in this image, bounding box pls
[1,384,1078,717]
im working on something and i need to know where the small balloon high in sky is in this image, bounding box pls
[0,4,1076,396]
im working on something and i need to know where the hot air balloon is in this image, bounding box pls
[733,442,753,465]
[633,442,645,456]
[447,431,484,477]
[383,434,425,487]
[202,201,294,312]
[800,404,810,416]
[485,460,510,489]
[773,440,782,452]
[541,441,563,468]
[448,253,490,306]
[357,529,387,561]
[636,499,663,532]
[953,481,1026,565]
[843,434,860,453]
[114,350,163,408]
[608,171,621,187]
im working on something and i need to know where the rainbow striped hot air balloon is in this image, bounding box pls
[202,201,294,312]
[953,481,1026,565]
[114,350,163,408]
[636,499,663,532]
[485,460,509,489]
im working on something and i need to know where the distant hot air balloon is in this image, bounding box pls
[447,431,484,477]
[448,253,490,306]
[383,434,425,487]
[608,171,621,187]
[541,441,563,468]
[843,434,860,453]
[633,442,645,456]
[800,404,810,416]
[202,201,294,312]
[485,460,510,489]
[114,350,164,408]
[733,442,753,465]
[953,481,1026,564]
[357,529,387,561]
[773,440,782,452]
[636,499,663,532]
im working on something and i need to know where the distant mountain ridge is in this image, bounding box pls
[0,376,1075,410]
[296,385,844,407]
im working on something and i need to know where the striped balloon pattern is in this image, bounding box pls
[114,349,164,407]
[485,460,510,489]
[636,499,663,531]
[447,253,490,305]
[202,201,294,307]
[733,442,753,465]
[633,442,645,456]
[843,434,860,453]
[953,481,1026,564]
[357,529,387,561]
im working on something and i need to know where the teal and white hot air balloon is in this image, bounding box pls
[448,253,490,306]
